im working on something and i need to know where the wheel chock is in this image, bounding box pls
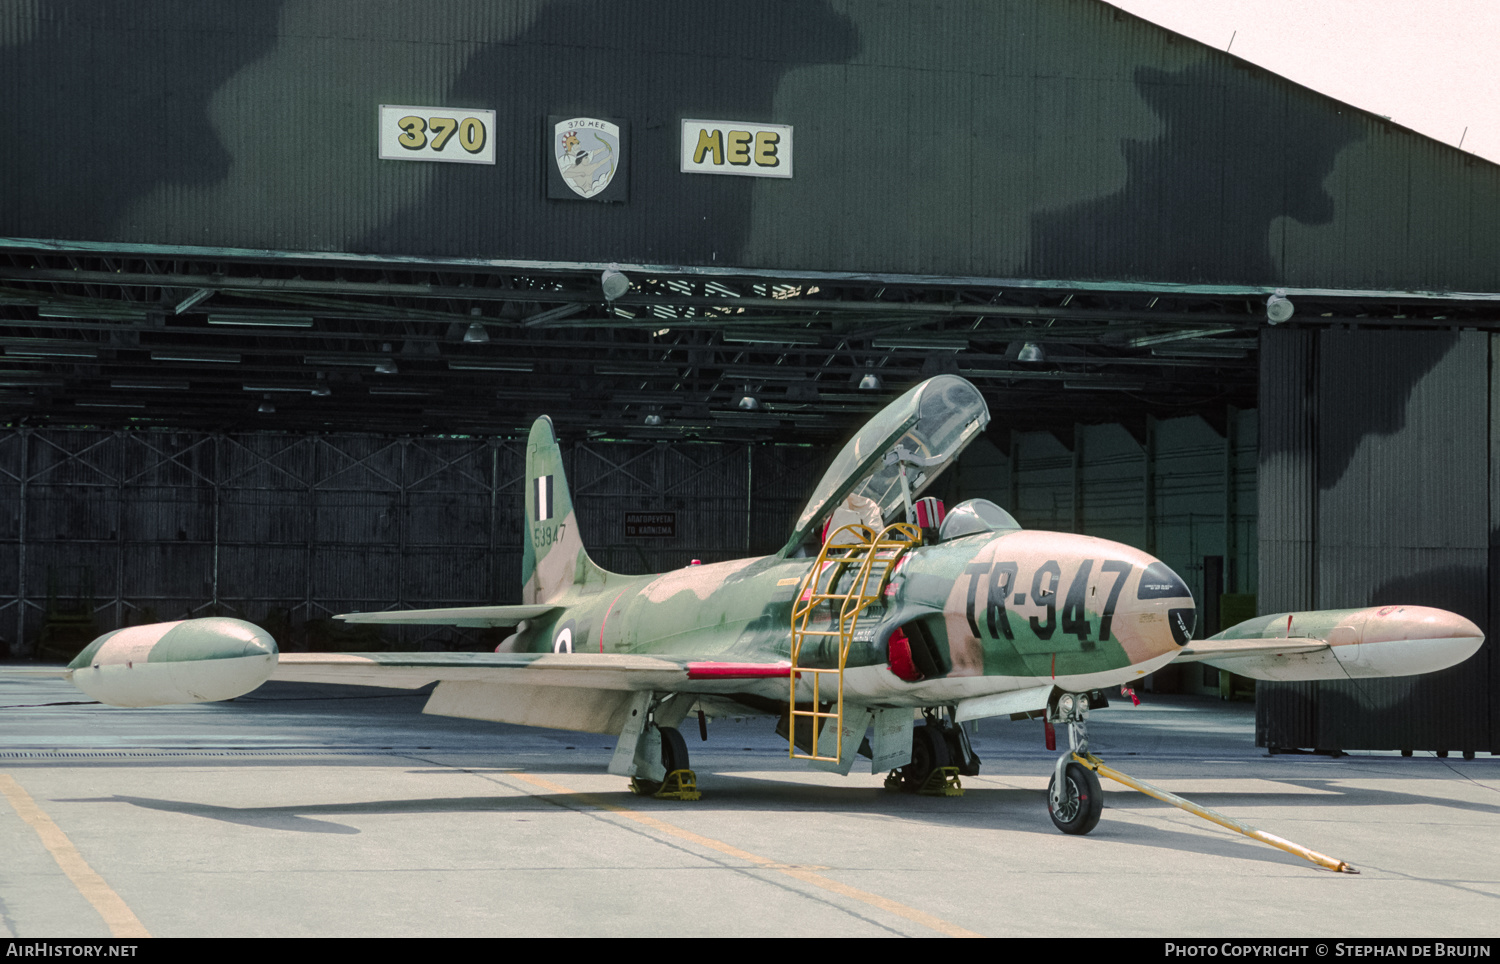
[630,768,701,801]
[918,766,964,797]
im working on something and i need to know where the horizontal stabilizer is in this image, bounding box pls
[1172,638,1328,664]
[335,604,560,628]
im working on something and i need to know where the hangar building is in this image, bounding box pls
[1,0,1497,754]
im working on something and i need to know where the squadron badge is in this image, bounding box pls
[546,116,628,202]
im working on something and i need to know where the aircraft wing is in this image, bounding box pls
[335,604,561,627]
[272,651,794,692]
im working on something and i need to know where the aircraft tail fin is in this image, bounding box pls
[522,416,612,604]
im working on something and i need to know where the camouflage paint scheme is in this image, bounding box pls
[504,411,1193,711]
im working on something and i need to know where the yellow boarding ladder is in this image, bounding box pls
[788,522,922,762]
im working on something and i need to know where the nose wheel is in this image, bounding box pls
[1047,760,1102,834]
[1047,692,1103,834]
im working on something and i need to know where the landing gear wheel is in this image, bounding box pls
[899,724,951,792]
[634,725,689,795]
[1047,761,1103,835]
[941,722,981,776]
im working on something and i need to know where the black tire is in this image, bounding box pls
[635,725,690,795]
[660,725,689,774]
[941,723,981,777]
[899,724,951,792]
[1047,761,1103,835]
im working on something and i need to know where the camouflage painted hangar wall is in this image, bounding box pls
[1258,329,1497,753]
[3,0,1500,292]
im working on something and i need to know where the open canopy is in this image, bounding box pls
[779,375,990,556]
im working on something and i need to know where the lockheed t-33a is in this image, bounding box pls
[65,376,1484,871]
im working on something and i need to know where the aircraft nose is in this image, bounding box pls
[1133,559,1197,652]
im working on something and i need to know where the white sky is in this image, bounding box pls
[1103,1,1500,165]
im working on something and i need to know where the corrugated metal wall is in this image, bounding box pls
[4,0,1500,291]
[1257,328,1495,752]
[0,427,825,655]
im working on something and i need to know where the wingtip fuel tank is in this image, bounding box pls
[1204,605,1484,681]
[67,617,278,707]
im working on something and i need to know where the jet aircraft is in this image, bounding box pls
[64,375,1484,838]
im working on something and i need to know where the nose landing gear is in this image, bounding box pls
[1047,692,1102,834]
[1042,690,1358,871]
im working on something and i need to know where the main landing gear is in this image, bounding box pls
[888,711,980,795]
[628,723,700,801]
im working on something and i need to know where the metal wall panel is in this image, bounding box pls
[0,426,829,654]
[1257,330,1494,752]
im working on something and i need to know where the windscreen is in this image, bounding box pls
[779,375,990,556]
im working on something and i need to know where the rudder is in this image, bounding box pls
[522,416,611,604]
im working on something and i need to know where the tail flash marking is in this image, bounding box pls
[535,475,554,521]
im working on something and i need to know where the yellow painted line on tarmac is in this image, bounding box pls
[511,772,983,938]
[0,773,151,938]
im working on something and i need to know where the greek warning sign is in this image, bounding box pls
[624,512,676,538]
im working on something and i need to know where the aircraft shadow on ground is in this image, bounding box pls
[51,763,1500,878]
[50,787,1330,873]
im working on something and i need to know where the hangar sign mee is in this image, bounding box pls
[680,119,793,177]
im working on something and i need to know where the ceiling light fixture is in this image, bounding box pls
[600,265,631,301]
[1017,342,1045,363]
[1266,289,1294,324]
[859,373,882,390]
[463,323,490,344]
[150,350,240,364]
[207,314,313,328]
[446,360,534,372]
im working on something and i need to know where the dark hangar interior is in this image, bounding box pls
[2,0,1498,753]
